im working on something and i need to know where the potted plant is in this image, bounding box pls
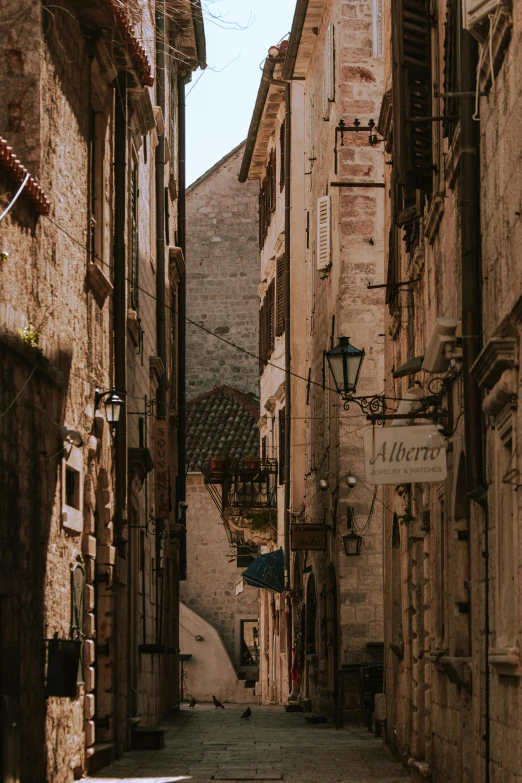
[209,453,227,472]
[243,453,261,472]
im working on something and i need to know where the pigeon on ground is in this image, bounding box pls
[212,695,225,708]
[189,697,197,708]
[241,707,252,720]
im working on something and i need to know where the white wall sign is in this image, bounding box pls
[235,579,244,596]
[364,425,447,484]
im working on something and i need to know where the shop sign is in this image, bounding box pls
[364,425,447,485]
[291,524,327,551]
[154,419,170,518]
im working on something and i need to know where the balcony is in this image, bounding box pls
[203,458,278,545]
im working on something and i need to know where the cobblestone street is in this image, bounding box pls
[86,705,409,782]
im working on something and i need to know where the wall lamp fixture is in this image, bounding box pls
[341,507,363,556]
[334,118,382,172]
[325,337,387,419]
[95,388,123,426]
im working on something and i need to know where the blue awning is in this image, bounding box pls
[242,548,284,594]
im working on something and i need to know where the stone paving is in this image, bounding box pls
[85,704,409,782]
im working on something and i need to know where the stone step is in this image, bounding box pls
[85,742,114,775]
[131,726,168,750]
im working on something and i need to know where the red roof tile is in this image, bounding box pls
[0,138,50,215]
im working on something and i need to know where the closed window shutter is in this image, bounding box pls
[278,408,285,485]
[392,0,433,192]
[267,279,275,355]
[443,0,459,140]
[269,149,276,211]
[259,302,266,374]
[276,256,285,336]
[386,226,399,314]
[317,195,331,270]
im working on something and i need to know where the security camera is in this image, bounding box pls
[346,474,357,489]
[422,317,459,374]
[319,479,328,491]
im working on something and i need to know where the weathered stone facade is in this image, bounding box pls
[0,1,204,780]
[186,143,259,398]
[380,0,522,781]
[240,0,385,714]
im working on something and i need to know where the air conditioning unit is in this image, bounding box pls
[462,0,500,36]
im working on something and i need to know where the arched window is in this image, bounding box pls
[306,574,317,655]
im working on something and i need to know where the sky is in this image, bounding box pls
[186,0,296,185]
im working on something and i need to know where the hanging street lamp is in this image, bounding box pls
[325,336,386,418]
[341,507,363,556]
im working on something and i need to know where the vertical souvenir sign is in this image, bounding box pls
[154,419,170,518]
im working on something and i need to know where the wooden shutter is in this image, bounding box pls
[278,408,285,485]
[269,149,276,212]
[386,226,399,314]
[391,0,433,192]
[276,256,285,336]
[130,163,139,310]
[259,302,266,373]
[317,195,331,270]
[267,279,275,355]
[443,0,459,140]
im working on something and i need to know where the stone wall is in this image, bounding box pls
[180,473,259,682]
[186,143,259,398]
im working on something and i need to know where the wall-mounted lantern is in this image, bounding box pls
[341,507,363,557]
[326,337,387,419]
[95,388,123,426]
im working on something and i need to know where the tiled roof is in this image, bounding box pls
[0,138,50,215]
[103,0,154,86]
[186,385,259,472]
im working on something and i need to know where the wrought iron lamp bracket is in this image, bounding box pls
[127,516,167,538]
[341,392,387,422]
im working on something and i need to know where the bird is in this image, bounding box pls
[241,707,252,720]
[212,695,225,708]
[189,696,197,708]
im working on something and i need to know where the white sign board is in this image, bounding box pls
[364,425,447,485]
[235,579,244,596]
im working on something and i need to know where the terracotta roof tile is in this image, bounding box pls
[186,385,260,472]
[0,138,50,215]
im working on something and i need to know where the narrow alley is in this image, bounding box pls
[85,706,408,783]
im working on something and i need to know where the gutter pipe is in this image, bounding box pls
[113,76,128,756]
[282,0,309,80]
[238,57,277,183]
[283,83,291,594]
[460,27,488,783]
[155,0,166,648]
[177,74,188,581]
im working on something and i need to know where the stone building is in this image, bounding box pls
[180,385,261,704]
[379,0,522,781]
[186,142,260,398]
[182,145,262,704]
[0,1,204,780]
[238,0,386,714]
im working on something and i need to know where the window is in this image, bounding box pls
[391,0,433,192]
[240,620,259,665]
[259,301,266,374]
[62,445,83,533]
[237,546,256,569]
[386,225,399,315]
[442,0,460,141]
[261,435,267,461]
[130,162,139,311]
[278,408,285,485]
[171,291,177,397]
[266,279,275,355]
[317,195,331,270]
[306,574,317,654]
[258,150,277,247]
[276,256,285,336]
[66,467,80,509]
[496,432,518,648]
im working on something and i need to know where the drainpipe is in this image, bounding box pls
[283,82,291,597]
[155,0,166,646]
[177,75,187,580]
[460,27,488,782]
[113,76,128,754]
